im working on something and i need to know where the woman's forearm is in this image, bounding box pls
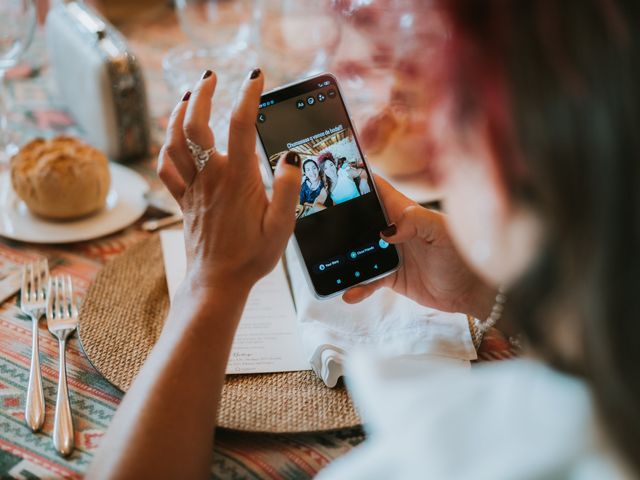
[88,282,250,479]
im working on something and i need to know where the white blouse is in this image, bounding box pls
[316,354,631,479]
[330,168,360,205]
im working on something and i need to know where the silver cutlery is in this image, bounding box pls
[20,259,49,432]
[46,275,79,457]
[141,213,183,232]
[142,189,183,232]
[144,189,181,215]
[2,258,62,305]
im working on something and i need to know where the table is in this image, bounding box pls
[0,5,516,478]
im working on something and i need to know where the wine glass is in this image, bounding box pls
[0,0,36,162]
[175,0,255,52]
[332,0,444,109]
[332,0,449,181]
[255,0,342,88]
[167,0,257,149]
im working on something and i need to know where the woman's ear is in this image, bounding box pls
[441,119,543,287]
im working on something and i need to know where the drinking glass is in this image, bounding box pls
[0,0,36,161]
[333,0,445,109]
[256,0,342,88]
[167,0,257,149]
[332,0,449,180]
[163,45,257,149]
[175,0,255,52]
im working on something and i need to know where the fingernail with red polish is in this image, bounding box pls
[182,90,191,102]
[202,69,212,79]
[381,224,397,237]
[284,151,300,167]
[250,68,261,80]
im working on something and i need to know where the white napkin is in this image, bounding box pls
[285,242,477,387]
[159,230,477,384]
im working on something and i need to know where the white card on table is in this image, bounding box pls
[160,230,310,374]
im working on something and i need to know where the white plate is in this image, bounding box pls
[0,163,148,244]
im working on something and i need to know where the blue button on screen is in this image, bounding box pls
[355,271,361,278]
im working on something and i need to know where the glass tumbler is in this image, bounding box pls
[0,0,36,161]
[333,0,449,179]
[175,0,256,52]
[256,0,342,88]
[168,0,258,149]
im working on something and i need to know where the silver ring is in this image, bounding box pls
[186,138,216,172]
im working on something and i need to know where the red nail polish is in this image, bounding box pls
[250,68,261,80]
[182,91,191,102]
[381,224,397,237]
[284,151,300,167]
[202,70,212,79]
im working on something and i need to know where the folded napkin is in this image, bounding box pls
[285,242,477,387]
[159,230,477,385]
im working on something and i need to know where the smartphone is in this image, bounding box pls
[256,73,400,298]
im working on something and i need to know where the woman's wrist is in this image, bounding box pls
[182,266,255,300]
[168,269,252,316]
[164,276,252,339]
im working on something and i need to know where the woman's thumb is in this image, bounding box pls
[265,151,302,236]
[380,205,440,244]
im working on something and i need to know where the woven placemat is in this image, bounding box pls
[78,234,360,433]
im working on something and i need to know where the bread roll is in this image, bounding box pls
[10,136,111,220]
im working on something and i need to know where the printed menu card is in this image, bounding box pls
[160,230,310,374]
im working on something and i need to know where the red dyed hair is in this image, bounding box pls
[317,152,336,169]
[435,0,530,197]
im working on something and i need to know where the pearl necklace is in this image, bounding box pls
[472,287,506,348]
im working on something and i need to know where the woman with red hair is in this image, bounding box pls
[90,1,639,478]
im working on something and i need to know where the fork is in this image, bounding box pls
[47,275,78,457]
[21,259,49,432]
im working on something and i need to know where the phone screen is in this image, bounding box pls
[256,74,399,297]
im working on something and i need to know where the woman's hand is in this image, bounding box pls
[157,69,302,297]
[314,188,329,208]
[347,166,371,194]
[358,169,371,194]
[90,70,301,480]
[343,177,496,319]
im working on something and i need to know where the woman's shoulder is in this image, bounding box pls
[347,354,594,436]
[316,353,630,480]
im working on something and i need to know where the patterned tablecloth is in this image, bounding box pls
[0,6,517,479]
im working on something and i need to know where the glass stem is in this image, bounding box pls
[0,70,8,162]
[0,69,18,164]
